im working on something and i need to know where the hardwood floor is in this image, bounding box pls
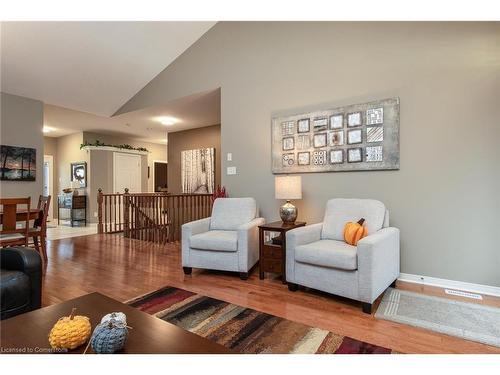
[42,234,500,354]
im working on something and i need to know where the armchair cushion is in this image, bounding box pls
[321,198,386,241]
[190,230,238,252]
[210,198,257,231]
[295,239,358,271]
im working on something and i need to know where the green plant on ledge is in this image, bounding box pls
[80,140,148,152]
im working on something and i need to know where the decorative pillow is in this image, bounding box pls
[344,218,368,246]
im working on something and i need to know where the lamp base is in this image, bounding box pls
[279,200,298,224]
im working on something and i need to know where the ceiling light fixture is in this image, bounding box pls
[156,116,179,126]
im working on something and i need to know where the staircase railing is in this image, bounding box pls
[97,189,213,244]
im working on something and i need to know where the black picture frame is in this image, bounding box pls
[312,117,328,132]
[297,118,310,133]
[347,111,363,127]
[0,145,36,181]
[297,151,310,165]
[347,148,363,163]
[71,161,87,187]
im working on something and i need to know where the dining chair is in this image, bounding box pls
[29,195,51,264]
[0,197,31,247]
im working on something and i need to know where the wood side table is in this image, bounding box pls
[58,194,87,227]
[259,221,306,284]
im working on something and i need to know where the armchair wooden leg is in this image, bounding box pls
[288,283,298,292]
[183,267,192,275]
[362,302,372,314]
[239,272,248,280]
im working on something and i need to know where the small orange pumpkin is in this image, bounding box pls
[48,308,91,350]
[344,218,368,246]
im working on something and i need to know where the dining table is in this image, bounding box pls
[0,208,42,224]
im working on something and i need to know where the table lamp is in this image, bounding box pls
[275,175,302,224]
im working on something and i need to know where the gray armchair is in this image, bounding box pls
[286,198,400,314]
[182,198,265,280]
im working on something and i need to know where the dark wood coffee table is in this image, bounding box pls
[0,292,231,354]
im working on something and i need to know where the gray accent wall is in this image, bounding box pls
[116,22,500,287]
[0,92,44,204]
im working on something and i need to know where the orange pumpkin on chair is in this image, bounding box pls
[344,218,368,246]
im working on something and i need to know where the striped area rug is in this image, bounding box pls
[127,286,395,354]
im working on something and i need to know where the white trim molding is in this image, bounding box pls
[398,273,500,298]
[82,145,149,155]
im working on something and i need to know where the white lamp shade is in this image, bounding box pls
[275,175,302,200]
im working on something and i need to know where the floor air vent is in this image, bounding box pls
[444,289,483,300]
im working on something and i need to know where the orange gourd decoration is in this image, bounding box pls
[48,308,91,350]
[344,218,368,246]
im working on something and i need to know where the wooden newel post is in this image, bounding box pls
[97,188,104,234]
[123,188,130,238]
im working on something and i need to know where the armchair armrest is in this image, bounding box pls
[181,217,211,266]
[0,246,42,310]
[285,223,322,283]
[182,217,211,237]
[237,217,266,233]
[357,227,400,303]
[237,218,266,272]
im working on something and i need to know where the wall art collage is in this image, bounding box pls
[271,97,400,173]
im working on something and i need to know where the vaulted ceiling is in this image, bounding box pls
[43,88,221,144]
[1,21,216,116]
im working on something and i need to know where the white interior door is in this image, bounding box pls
[43,155,54,221]
[113,153,141,193]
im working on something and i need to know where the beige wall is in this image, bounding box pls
[167,125,221,194]
[43,136,57,157]
[55,132,88,221]
[0,92,44,204]
[117,22,500,287]
[86,149,148,221]
[56,132,87,194]
[43,136,58,217]
[47,131,164,223]
[83,132,166,192]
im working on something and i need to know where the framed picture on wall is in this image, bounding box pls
[181,148,215,194]
[313,133,327,148]
[297,118,310,133]
[71,161,87,187]
[271,97,400,173]
[347,112,362,127]
[329,114,343,129]
[313,117,328,132]
[0,145,36,181]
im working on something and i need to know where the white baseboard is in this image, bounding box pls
[398,273,500,298]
